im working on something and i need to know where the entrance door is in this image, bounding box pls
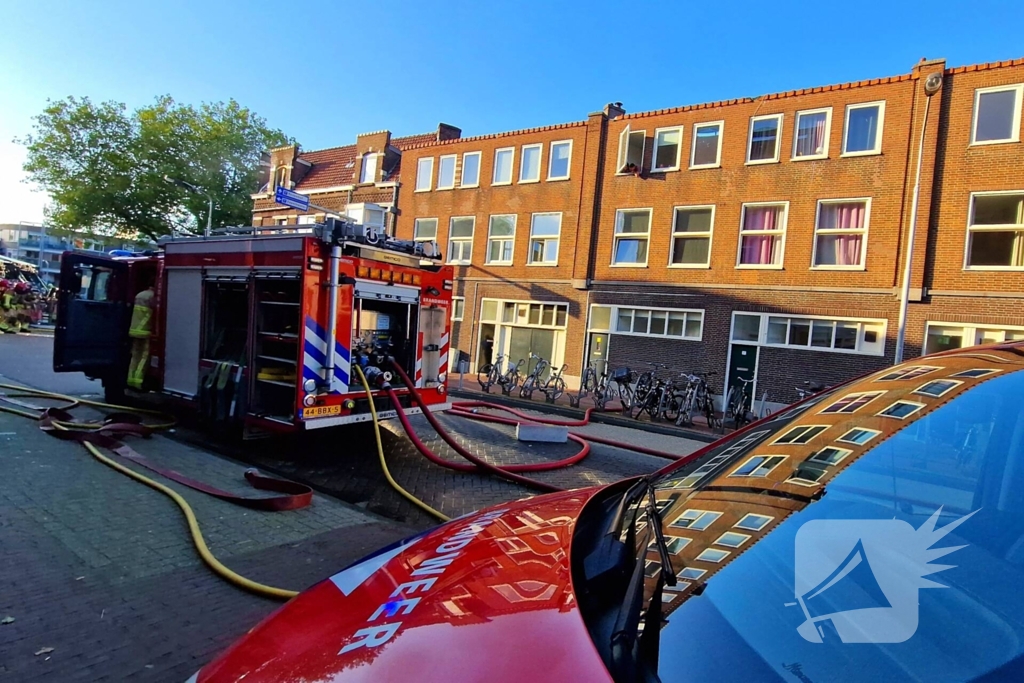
[588,333,610,377]
[54,254,131,376]
[508,327,555,379]
[727,343,758,398]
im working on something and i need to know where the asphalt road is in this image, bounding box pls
[0,331,101,396]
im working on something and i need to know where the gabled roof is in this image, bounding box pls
[294,131,443,191]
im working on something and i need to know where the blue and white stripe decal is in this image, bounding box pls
[303,315,350,394]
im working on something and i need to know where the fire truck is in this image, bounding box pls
[52,219,454,434]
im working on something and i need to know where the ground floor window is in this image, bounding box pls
[924,321,1024,355]
[732,311,886,356]
[477,297,569,375]
[588,303,704,341]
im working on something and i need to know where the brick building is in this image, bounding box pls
[258,56,1024,405]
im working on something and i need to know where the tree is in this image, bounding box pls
[19,96,291,240]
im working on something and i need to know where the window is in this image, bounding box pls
[843,101,885,155]
[695,548,730,563]
[731,314,761,342]
[950,368,1000,379]
[734,514,773,532]
[359,153,379,183]
[275,167,288,188]
[670,509,722,531]
[813,199,869,268]
[972,84,1022,144]
[763,314,885,355]
[617,125,646,173]
[528,213,561,265]
[924,322,1024,354]
[413,218,438,242]
[737,203,787,267]
[548,141,572,180]
[460,152,481,187]
[486,215,516,265]
[773,424,828,445]
[809,446,852,466]
[492,148,514,185]
[878,400,925,420]
[662,537,691,554]
[747,114,783,163]
[691,121,723,168]
[714,532,750,548]
[787,466,827,487]
[653,127,683,171]
[451,297,465,321]
[877,365,940,381]
[915,379,963,398]
[670,206,714,267]
[612,209,651,265]
[966,193,1024,268]
[613,306,703,341]
[731,455,787,477]
[793,108,831,160]
[519,144,542,183]
[297,214,316,225]
[678,567,707,580]
[836,428,881,446]
[437,154,457,190]
[415,158,433,192]
[447,217,474,264]
[820,391,885,414]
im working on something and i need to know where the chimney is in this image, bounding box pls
[437,123,462,141]
[604,102,626,119]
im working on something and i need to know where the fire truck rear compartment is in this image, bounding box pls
[354,298,417,383]
[251,279,301,421]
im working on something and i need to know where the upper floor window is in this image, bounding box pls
[519,144,542,183]
[617,126,646,174]
[447,217,474,264]
[275,167,289,188]
[486,214,516,265]
[691,121,723,168]
[966,192,1024,269]
[747,114,783,163]
[461,152,481,187]
[451,297,465,322]
[653,127,683,172]
[548,141,572,180]
[359,153,378,183]
[972,84,1022,145]
[437,154,457,190]
[843,101,885,156]
[612,209,651,266]
[415,158,433,192]
[670,206,714,267]
[737,203,787,268]
[493,147,514,185]
[820,390,884,414]
[413,217,437,242]
[793,108,831,160]
[813,199,869,268]
[528,213,561,265]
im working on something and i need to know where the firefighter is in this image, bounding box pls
[127,280,156,390]
[0,279,15,333]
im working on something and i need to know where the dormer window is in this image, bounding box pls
[359,153,379,184]
[275,167,289,188]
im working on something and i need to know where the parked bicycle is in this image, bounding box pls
[572,362,619,409]
[725,376,756,429]
[632,363,679,422]
[477,354,506,393]
[541,363,568,403]
[794,380,826,401]
[610,367,635,414]
[674,371,721,430]
[519,354,550,400]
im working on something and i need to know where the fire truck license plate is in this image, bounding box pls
[302,405,342,418]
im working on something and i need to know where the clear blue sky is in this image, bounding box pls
[3,0,1022,223]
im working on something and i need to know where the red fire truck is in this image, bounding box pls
[52,220,454,434]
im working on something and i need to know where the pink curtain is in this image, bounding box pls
[796,116,827,156]
[741,207,780,265]
[819,203,865,266]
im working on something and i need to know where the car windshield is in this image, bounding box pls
[637,349,1024,682]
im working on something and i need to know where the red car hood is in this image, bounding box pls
[197,487,613,683]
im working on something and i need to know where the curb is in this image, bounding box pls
[449,389,721,444]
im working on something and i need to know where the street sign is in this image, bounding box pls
[274,186,310,212]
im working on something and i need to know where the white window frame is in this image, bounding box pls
[547,140,572,181]
[924,321,1024,352]
[914,379,963,398]
[695,548,730,564]
[492,147,515,186]
[772,424,828,445]
[460,151,481,188]
[413,217,438,242]
[787,467,828,487]
[877,400,926,420]
[820,390,885,415]
[652,126,684,172]
[970,84,1023,146]
[950,368,1001,379]
[527,212,561,266]
[730,455,787,478]
[607,304,704,342]
[485,214,516,266]
[669,204,715,269]
[690,121,724,169]
[713,532,751,548]
[963,191,1024,271]
[809,446,853,466]
[734,514,773,532]
[732,311,886,356]
[811,197,871,270]
[670,509,722,531]
[736,201,788,269]
[518,143,543,184]
[447,216,475,264]
[451,297,465,321]
[415,157,433,192]
[746,113,783,164]
[359,152,381,183]
[841,101,886,157]
[835,427,881,446]
[436,154,457,190]
[792,107,832,161]
[616,125,647,174]
[611,208,652,267]
[876,365,941,381]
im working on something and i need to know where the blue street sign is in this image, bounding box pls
[274,185,310,212]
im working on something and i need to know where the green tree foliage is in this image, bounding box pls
[19,96,290,239]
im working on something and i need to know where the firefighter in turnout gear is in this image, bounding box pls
[127,282,155,389]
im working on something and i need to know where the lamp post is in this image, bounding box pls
[163,176,214,237]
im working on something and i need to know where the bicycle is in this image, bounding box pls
[570,361,599,408]
[610,367,635,415]
[794,380,826,401]
[477,354,506,393]
[498,358,526,396]
[725,376,756,430]
[519,354,550,400]
[675,371,720,430]
[632,363,671,421]
[541,363,568,403]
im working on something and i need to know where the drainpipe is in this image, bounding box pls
[894,72,943,364]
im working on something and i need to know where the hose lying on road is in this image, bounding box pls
[0,382,303,601]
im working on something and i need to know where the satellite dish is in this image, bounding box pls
[924,72,943,96]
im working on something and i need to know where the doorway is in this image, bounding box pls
[587,333,610,377]
[726,343,758,400]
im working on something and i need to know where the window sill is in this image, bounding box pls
[761,341,884,357]
[546,175,571,182]
[526,262,559,267]
[810,265,866,271]
[484,261,514,267]
[791,154,829,162]
[458,184,480,189]
[650,166,681,174]
[491,181,513,187]
[963,265,1024,271]
[668,263,712,269]
[609,263,649,268]
[435,186,455,192]
[839,150,882,158]
[448,261,472,266]
[745,158,780,166]
[517,178,541,185]
[688,163,721,170]
[735,264,784,270]
[414,188,432,193]
[969,138,1020,147]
